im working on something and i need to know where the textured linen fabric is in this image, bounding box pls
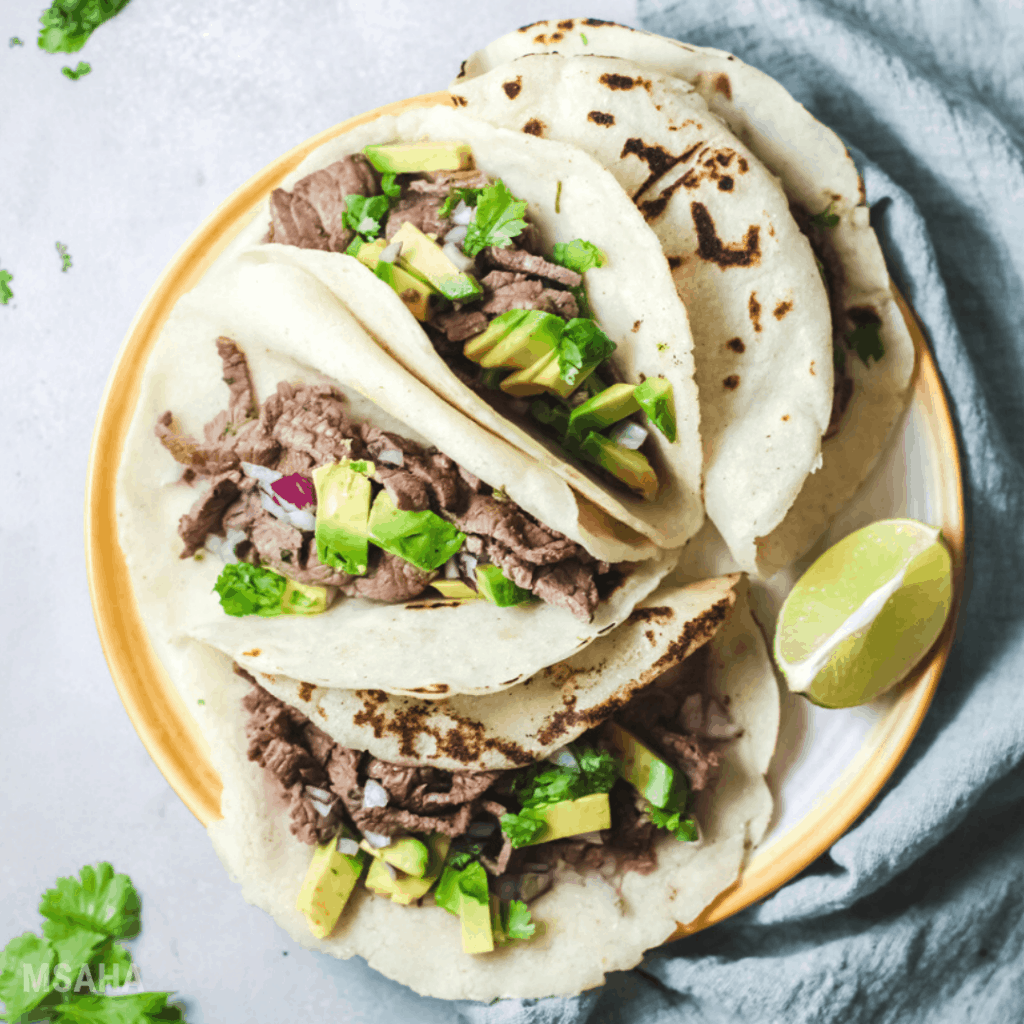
[456,1,1024,1020]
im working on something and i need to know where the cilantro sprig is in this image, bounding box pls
[551,239,606,274]
[342,194,393,243]
[213,563,287,617]
[556,319,617,388]
[463,181,528,257]
[61,61,91,80]
[439,186,483,220]
[811,202,840,229]
[0,270,12,306]
[647,803,699,842]
[502,900,536,941]
[38,0,133,54]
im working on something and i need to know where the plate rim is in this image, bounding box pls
[84,93,966,935]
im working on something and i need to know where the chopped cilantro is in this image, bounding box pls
[197,699,205,705]
[435,856,489,914]
[0,270,12,305]
[811,202,840,229]
[10,36,25,46]
[380,171,401,199]
[646,803,699,841]
[343,194,393,241]
[554,180,562,214]
[580,32,589,45]
[56,241,72,271]
[499,810,548,849]
[61,60,91,79]
[849,321,885,366]
[555,318,617,387]
[551,239,606,274]
[57,991,186,1022]
[503,900,536,940]
[344,235,363,256]
[38,0,133,53]
[439,186,483,219]
[213,563,287,617]
[462,180,528,256]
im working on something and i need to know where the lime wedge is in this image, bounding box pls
[774,519,953,708]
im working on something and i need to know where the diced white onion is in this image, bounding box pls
[380,241,402,264]
[452,200,474,226]
[444,224,469,245]
[309,798,334,818]
[362,779,390,809]
[305,785,332,802]
[599,859,618,878]
[336,838,360,857]
[259,490,294,524]
[377,448,405,467]
[287,508,317,532]
[362,831,391,848]
[680,693,704,733]
[545,746,578,770]
[458,552,478,576]
[607,420,649,450]
[443,556,461,580]
[240,461,282,488]
[443,241,476,273]
[574,831,605,845]
[205,527,247,564]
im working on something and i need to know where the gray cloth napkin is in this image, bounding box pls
[457,1,1024,1020]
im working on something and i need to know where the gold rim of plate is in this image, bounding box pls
[84,93,966,940]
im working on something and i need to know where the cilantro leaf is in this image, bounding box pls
[435,854,488,915]
[811,202,840,229]
[10,37,25,47]
[38,0,133,54]
[88,940,133,993]
[455,861,490,906]
[39,864,141,943]
[342,194,392,242]
[0,932,56,1020]
[213,563,286,617]
[56,242,72,271]
[573,745,620,792]
[439,186,483,219]
[551,239,606,274]
[849,321,885,366]
[61,61,91,80]
[379,172,400,199]
[555,319,616,387]
[0,270,12,305]
[54,991,184,1023]
[647,803,699,841]
[499,810,548,849]
[462,181,528,257]
[503,900,536,941]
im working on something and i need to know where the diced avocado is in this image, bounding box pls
[475,564,534,607]
[364,834,451,906]
[580,432,659,501]
[353,239,438,321]
[476,311,564,370]
[568,382,641,439]
[431,580,482,601]
[281,577,333,616]
[363,141,474,174]
[463,309,530,363]
[633,377,678,443]
[519,793,612,845]
[390,221,482,303]
[313,461,374,574]
[367,490,465,571]
[460,890,495,955]
[605,722,681,809]
[295,834,367,939]
[501,348,596,400]
[359,835,431,878]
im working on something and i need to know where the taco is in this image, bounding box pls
[453,23,916,575]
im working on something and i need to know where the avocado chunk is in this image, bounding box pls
[568,382,641,439]
[633,377,677,442]
[460,890,495,954]
[363,141,474,175]
[605,722,681,809]
[353,238,437,321]
[475,310,564,370]
[280,577,333,616]
[313,461,374,575]
[475,564,534,607]
[519,792,612,845]
[390,221,482,303]
[359,835,431,878]
[295,833,367,939]
[580,432,659,501]
[431,580,482,600]
[463,309,530,363]
[368,490,466,571]
[500,348,595,399]
[364,834,451,906]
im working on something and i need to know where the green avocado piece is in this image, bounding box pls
[280,577,333,616]
[460,890,495,954]
[368,490,466,571]
[633,377,677,443]
[463,309,530,363]
[475,310,564,370]
[567,382,641,439]
[363,141,474,174]
[580,432,659,501]
[475,564,534,607]
[431,580,483,600]
[500,346,601,400]
[364,834,451,905]
[390,221,482,302]
[313,461,373,574]
[519,792,612,845]
[361,835,430,878]
[605,722,682,809]
[354,238,438,321]
[295,834,367,939]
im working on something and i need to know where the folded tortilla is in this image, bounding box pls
[455,23,916,575]
[177,576,778,1001]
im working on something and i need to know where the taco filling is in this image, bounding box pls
[238,640,737,952]
[157,337,626,621]
[264,144,679,503]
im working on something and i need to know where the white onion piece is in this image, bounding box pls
[240,461,282,488]
[599,860,618,878]
[383,861,398,881]
[377,448,405,467]
[259,490,295,524]
[546,747,578,770]
[444,223,469,245]
[443,241,476,273]
[574,831,605,845]
[309,798,334,818]
[452,200,474,226]
[287,508,317,532]
[458,552,478,576]
[362,779,390,809]
[680,693,704,733]
[205,528,247,564]
[607,420,649,450]
[379,241,402,264]
[336,838,360,857]
[363,831,391,848]
[305,785,332,803]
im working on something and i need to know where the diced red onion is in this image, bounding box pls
[305,785,332,803]
[443,241,476,273]
[452,200,474,226]
[362,779,389,809]
[362,831,391,848]
[377,448,404,467]
[240,461,282,488]
[607,420,649,450]
[380,241,402,264]
[271,473,316,509]
[336,837,360,857]
[444,224,469,246]
[309,798,334,818]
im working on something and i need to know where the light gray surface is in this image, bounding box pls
[0,4,636,1020]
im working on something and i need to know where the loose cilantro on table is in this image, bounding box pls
[556,318,616,387]
[213,563,287,617]
[849,321,885,366]
[56,242,72,272]
[38,0,133,54]
[10,37,25,47]
[438,186,483,220]
[462,181,528,257]
[646,803,699,842]
[342,194,393,242]
[0,270,12,306]
[61,60,91,80]
[811,202,840,229]
[580,32,589,45]
[551,239,606,275]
